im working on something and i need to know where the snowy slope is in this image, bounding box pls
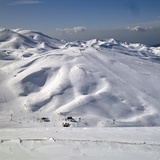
[0,127,160,160]
[0,28,160,127]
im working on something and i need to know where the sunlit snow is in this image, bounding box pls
[0,28,160,160]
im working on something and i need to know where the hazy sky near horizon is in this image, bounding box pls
[0,0,160,45]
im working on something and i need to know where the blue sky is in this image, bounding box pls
[0,0,160,45]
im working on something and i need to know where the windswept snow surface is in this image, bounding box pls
[0,127,160,160]
[1,28,160,160]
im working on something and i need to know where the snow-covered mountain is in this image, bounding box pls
[0,28,160,127]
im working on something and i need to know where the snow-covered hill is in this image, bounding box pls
[0,28,64,60]
[0,28,160,127]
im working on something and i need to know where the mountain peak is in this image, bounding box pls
[0,28,65,52]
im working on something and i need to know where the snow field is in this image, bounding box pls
[0,127,160,160]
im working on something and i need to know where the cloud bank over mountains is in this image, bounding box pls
[56,26,87,34]
[53,25,160,45]
[127,26,152,32]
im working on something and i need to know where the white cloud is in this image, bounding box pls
[9,0,42,5]
[127,26,152,32]
[56,26,87,34]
